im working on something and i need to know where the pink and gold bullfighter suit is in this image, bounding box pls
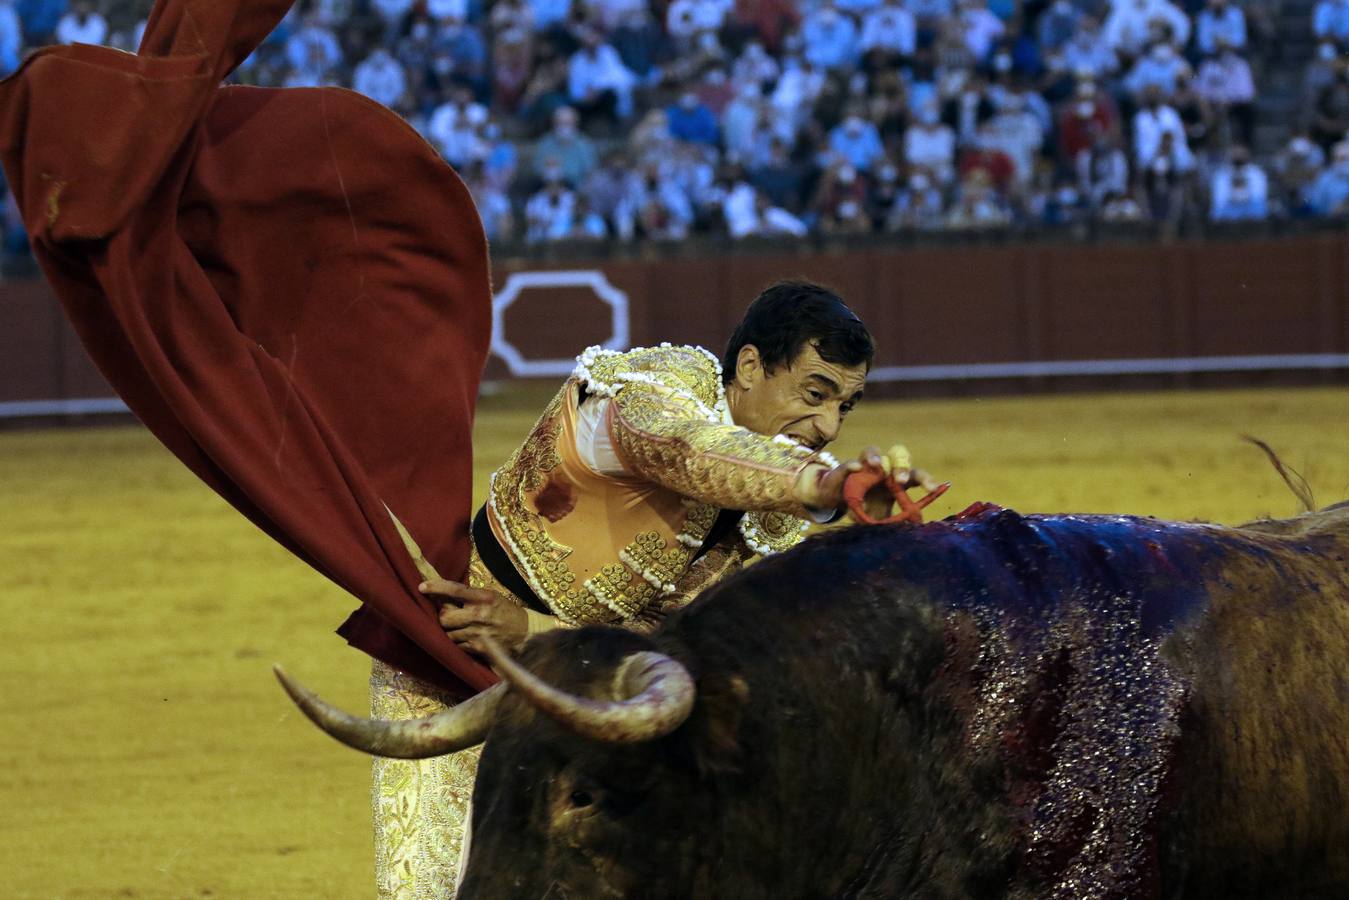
[371,342,839,897]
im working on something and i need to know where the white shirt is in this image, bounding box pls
[352,53,408,108]
[568,45,636,101]
[904,124,956,178]
[427,0,468,21]
[1133,104,1191,167]
[372,0,415,22]
[861,5,917,54]
[56,11,108,45]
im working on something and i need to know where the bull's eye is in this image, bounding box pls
[569,790,594,809]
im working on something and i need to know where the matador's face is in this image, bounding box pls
[728,343,867,452]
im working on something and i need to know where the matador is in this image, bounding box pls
[369,282,940,896]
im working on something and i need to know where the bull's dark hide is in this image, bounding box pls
[461,504,1349,899]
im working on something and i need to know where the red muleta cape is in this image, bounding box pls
[0,0,497,697]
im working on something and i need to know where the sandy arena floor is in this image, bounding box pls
[1,386,1346,898]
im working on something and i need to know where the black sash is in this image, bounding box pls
[472,503,744,617]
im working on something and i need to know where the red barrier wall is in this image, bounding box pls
[5,233,1347,409]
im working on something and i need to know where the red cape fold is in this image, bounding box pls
[0,0,497,697]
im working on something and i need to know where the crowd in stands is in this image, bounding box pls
[5,0,1349,252]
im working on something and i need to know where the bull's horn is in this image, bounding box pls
[480,637,695,744]
[274,665,502,758]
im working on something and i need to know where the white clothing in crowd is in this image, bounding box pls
[353,50,408,108]
[56,9,109,45]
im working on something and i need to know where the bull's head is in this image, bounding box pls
[277,628,743,898]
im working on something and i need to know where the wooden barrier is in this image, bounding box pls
[5,233,1348,414]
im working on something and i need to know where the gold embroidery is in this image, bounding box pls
[489,344,809,626]
[609,380,817,514]
[370,660,479,899]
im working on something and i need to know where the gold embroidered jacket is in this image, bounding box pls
[484,344,830,629]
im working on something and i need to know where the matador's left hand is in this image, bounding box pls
[423,579,529,656]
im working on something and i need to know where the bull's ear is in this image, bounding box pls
[687,673,749,777]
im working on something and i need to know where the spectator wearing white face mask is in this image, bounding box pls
[1134,86,1193,170]
[1124,41,1191,102]
[1209,146,1268,221]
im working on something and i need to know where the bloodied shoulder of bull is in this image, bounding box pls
[370,279,942,895]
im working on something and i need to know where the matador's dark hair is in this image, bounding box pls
[721,281,875,384]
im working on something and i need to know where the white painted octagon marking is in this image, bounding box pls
[491,270,630,377]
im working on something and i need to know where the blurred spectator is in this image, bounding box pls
[860,0,917,66]
[828,113,886,171]
[566,195,610,240]
[977,95,1044,185]
[1311,71,1349,153]
[284,13,342,79]
[0,0,22,75]
[1305,141,1349,216]
[1038,0,1082,54]
[946,167,1011,228]
[1314,0,1349,45]
[1134,86,1192,169]
[1273,133,1327,216]
[631,162,695,238]
[726,0,801,55]
[1303,42,1341,113]
[1194,0,1246,56]
[885,168,947,230]
[668,89,719,145]
[352,47,407,108]
[811,161,871,223]
[771,55,826,122]
[531,0,572,31]
[1099,190,1147,222]
[1059,16,1118,77]
[905,103,957,183]
[1057,80,1119,166]
[372,0,414,34]
[802,0,861,71]
[426,0,467,23]
[466,165,516,242]
[1194,42,1255,146]
[1141,130,1194,224]
[534,106,598,187]
[568,28,636,126]
[54,0,104,45]
[732,40,781,88]
[957,0,1005,62]
[611,7,670,82]
[749,137,805,208]
[1123,41,1191,102]
[429,86,488,157]
[1104,0,1189,58]
[1078,129,1131,207]
[666,0,730,49]
[16,0,65,46]
[1209,146,1269,220]
[524,178,577,242]
[492,30,534,112]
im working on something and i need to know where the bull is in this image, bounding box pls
[280,500,1349,898]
